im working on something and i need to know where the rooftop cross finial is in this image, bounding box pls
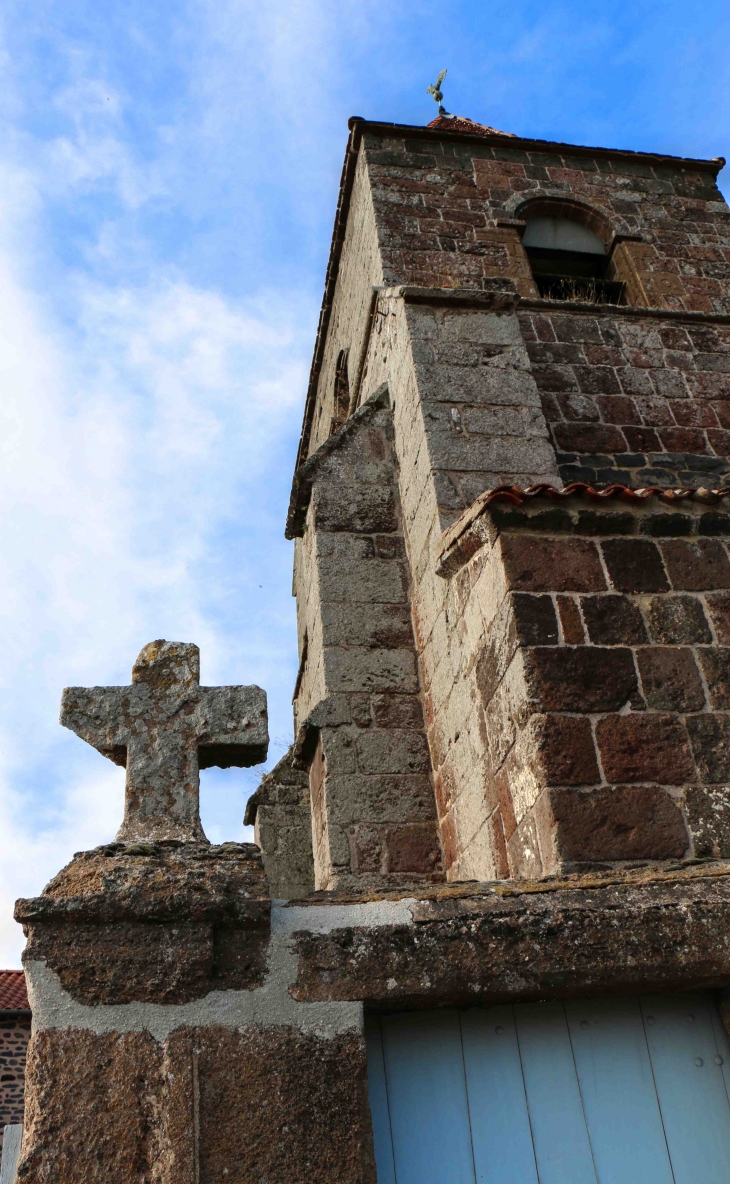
[61,640,268,843]
[426,69,449,116]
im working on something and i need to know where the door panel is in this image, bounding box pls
[461,1006,539,1184]
[641,992,730,1184]
[367,994,730,1184]
[565,996,673,1184]
[380,1009,476,1184]
[516,1001,598,1184]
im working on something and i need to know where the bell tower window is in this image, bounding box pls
[523,215,626,305]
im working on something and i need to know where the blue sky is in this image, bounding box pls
[0,0,728,964]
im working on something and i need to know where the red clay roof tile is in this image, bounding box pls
[426,114,516,138]
[439,482,730,569]
[0,970,29,1010]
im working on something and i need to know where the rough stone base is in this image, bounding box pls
[17,1025,375,1184]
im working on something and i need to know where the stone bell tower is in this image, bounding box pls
[279,109,730,892]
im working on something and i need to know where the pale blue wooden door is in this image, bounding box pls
[366,992,730,1184]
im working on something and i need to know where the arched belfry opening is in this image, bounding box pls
[520,203,626,304]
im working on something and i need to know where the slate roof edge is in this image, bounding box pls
[347,117,727,174]
[437,481,730,577]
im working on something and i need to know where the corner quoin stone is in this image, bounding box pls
[61,640,268,844]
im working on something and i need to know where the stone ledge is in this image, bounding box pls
[290,862,730,1007]
[15,843,271,1005]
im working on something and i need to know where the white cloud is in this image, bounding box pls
[0,159,310,963]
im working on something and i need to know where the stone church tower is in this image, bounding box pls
[10,112,730,1183]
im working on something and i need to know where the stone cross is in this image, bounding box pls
[61,640,268,843]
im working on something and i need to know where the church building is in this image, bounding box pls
[6,106,730,1182]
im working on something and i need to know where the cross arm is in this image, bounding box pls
[196,685,268,769]
[60,687,133,767]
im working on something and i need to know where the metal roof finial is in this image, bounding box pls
[427,69,450,116]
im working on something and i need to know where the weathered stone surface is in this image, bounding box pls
[291,867,730,1007]
[550,785,688,861]
[602,540,670,593]
[685,786,730,859]
[17,1025,375,1184]
[698,647,730,709]
[15,843,270,1004]
[644,594,713,644]
[595,714,695,784]
[637,647,706,711]
[581,594,648,645]
[661,540,730,591]
[61,641,268,843]
[500,535,606,592]
[523,646,637,711]
[17,1029,171,1184]
[244,747,314,900]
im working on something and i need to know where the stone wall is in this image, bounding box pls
[520,304,730,489]
[437,488,730,878]
[0,1014,29,1151]
[14,843,378,1184]
[291,390,443,891]
[361,125,729,314]
[244,748,314,899]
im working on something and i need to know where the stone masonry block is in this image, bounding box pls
[550,785,688,862]
[414,363,542,406]
[317,557,407,604]
[513,593,560,645]
[507,811,544,879]
[311,480,397,535]
[706,593,730,642]
[323,647,419,694]
[523,647,637,712]
[556,596,585,644]
[644,595,713,644]
[637,648,706,712]
[327,774,436,825]
[687,714,730,782]
[500,535,606,593]
[531,714,601,785]
[602,539,670,593]
[320,603,414,649]
[348,821,442,875]
[661,540,730,591]
[697,648,730,709]
[439,310,524,345]
[685,785,730,858]
[426,431,556,475]
[355,729,432,775]
[595,714,696,784]
[581,594,648,645]
[370,694,424,729]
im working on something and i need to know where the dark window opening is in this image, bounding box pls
[331,349,351,434]
[524,216,625,305]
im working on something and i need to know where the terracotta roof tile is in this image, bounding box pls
[0,969,30,1010]
[426,114,516,138]
[439,482,730,574]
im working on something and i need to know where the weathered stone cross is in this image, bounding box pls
[61,640,268,843]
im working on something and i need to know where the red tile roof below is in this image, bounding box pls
[426,114,516,137]
[0,970,29,1010]
[440,482,730,561]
